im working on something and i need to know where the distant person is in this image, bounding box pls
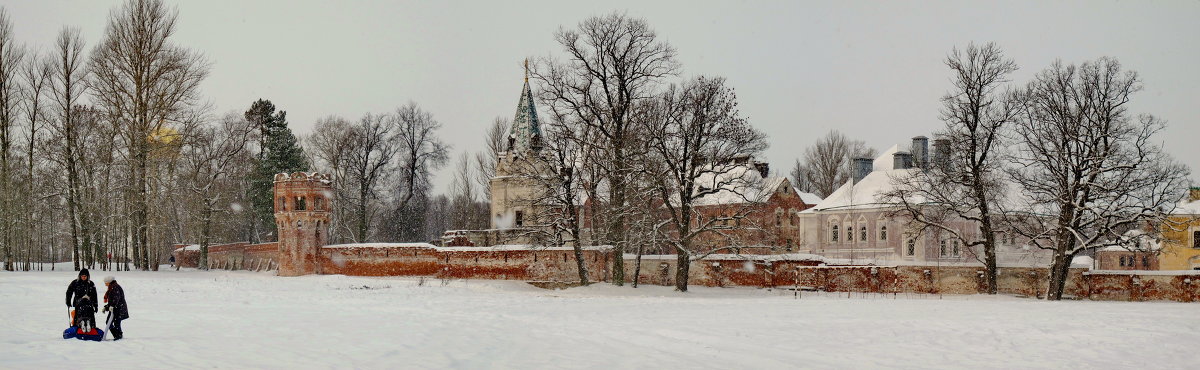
[65,269,98,329]
[102,276,129,340]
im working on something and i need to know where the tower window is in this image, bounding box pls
[295,196,307,211]
[515,211,524,227]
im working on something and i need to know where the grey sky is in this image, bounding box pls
[7,0,1199,194]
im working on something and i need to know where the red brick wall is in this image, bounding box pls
[318,245,613,282]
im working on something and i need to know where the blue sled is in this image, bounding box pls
[63,326,104,341]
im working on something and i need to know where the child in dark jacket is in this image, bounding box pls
[103,276,129,340]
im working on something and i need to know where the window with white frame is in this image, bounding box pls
[831,224,840,242]
[879,225,888,241]
[905,238,916,256]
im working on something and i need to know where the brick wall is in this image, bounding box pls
[172,242,280,271]
[175,240,1199,302]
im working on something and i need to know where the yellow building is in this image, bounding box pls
[1159,188,1200,270]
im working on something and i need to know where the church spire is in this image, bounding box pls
[507,61,542,154]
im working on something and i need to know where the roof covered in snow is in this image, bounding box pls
[692,160,787,207]
[811,145,919,211]
[1172,195,1200,215]
[797,191,823,205]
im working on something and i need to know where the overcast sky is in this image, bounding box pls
[7,0,1199,194]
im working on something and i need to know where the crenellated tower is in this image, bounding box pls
[274,172,333,276]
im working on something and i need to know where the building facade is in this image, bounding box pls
[795,136,1052,266]
[1158,188,1200,270]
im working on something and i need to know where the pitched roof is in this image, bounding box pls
[811,145,920,211]
[507,78,542,154]
[692,161,784,207]
[797,191,823,205]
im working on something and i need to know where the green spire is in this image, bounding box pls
[507,62,542,154]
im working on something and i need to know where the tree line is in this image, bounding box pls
[0,0,464,272]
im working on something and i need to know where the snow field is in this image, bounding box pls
[2,268,1198,369]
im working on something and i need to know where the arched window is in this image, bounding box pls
[846,224,854,242]
[831,225,840,242]
[295,196,307,211]
[775,208,783,227]
[952,240,961,257]
[1193,230,1199,249]
[939,240,948,257]
[278,197,287,211]
[880,225,888,241]
[905,238,916,256]
[860,226,868,242]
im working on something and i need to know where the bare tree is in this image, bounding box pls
[307,115,358,243]
[0,7,26,270]
[89,0,209,270]
[797,130,876,197]
[344,113,396,242]
[180,112,253,269]
[45,28,89,271]
[474,117,508,196]
[645,76,768,292]
[19,50,51,271]
[534,12,680,285]
[882,43,1020,294]
[387,102,449,236]
[508,106,596,286]
[1008,57,1190,300]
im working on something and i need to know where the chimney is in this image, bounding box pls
[932,138,951,171]
[911,136,929,168]
[852,157,873,184]
[754,161,770,178]
[893,151,913,170]
[1190,187,1200,202]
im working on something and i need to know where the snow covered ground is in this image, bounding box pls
[2,268,1198,369]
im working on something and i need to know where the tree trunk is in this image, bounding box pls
[570,223,589,286]
[675,249,690,292]
[609,170,626,286]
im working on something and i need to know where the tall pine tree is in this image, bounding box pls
[246,99,308,242]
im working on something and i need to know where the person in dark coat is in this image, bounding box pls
[65,268,98,328]
[103,276,129,340]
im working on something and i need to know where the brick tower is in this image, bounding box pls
[273,172,333,276]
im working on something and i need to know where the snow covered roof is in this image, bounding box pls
[692,161,785,207]
[796,190,823,205]
[811,145,921,211]
[1171,194,1200,215]
[1097,230,1163,252]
